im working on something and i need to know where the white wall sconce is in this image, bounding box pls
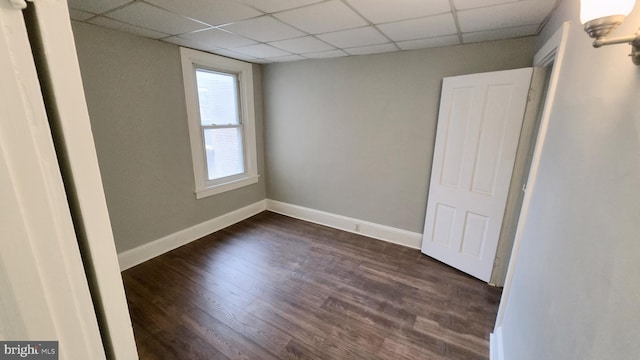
[581,0,640,64]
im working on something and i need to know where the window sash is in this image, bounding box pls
[194,67,241,127]
[201,124,246,183]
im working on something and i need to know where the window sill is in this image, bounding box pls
[195,175,259,199]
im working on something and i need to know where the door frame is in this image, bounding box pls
[490,65,548,286]
[494,22,571,329]
[0,1,105,357]
[21,0,138,357]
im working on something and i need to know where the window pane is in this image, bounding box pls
[204,127,244,180]
[195,69,239,126]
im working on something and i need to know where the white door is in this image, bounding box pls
[421,68,533,282]
[2,0,139,358]
[0,0,105,357]
[27,0,139,357]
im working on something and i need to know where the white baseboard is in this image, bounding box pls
[117,200,266,271]
[490,327,504,360]
[265,199,422,249]
[118,199,423,271]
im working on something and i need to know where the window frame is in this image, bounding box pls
[180,47,258,199]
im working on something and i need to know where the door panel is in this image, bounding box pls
[472,84,514,195]
[433,204,456,246]
[421,68,532,282]
[441,87,474,187]
[461,212,489,258]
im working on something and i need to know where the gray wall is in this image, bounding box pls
[499,0,640,358]
[72,22,266,253]
[263,38,535,233]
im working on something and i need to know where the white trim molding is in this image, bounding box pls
[490,326,505,360]
[118,200,266,271]
[266,200,422,249]
[118,199,424,271]
[495,22,570,330]
[180,47,259,199]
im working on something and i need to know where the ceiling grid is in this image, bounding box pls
[68,0,558,63]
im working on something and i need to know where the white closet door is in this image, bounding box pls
[421,68,532,282]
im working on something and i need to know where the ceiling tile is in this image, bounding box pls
[70,0,557,64]
[221,16,304,42]
[317,26,388,48]
[269,36,335,54]
[233,44,292,58]
[89,16,170,39]
[378,13,457,42]
[346,0,451,24]
[457,1,551,33]
[462,24,538,43]
[181,28,257,49]
[212,49,257,61]
[107,2,209,35]
[236,0,323,13]
[162,36,210,49]
[453,0,522,11]
[69,9,95,21]
[267,55,306,62]
[396,35,460,50]
[145,0,262,27]
[345,43,398,55]
[274,0,367,34]
[302,49,349,59]
[68,0,132,14]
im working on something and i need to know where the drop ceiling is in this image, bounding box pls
[68,0,558,64]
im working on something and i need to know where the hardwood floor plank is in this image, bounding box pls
[277,339,334,360]
[122,211,501,359]
[129,320,181,360]
[125,282,230,360]
[413,315,489,356]
[247,298,382,360]
[126,257,293,357]
[178,305,281,360]
[319,296,449,355]
[378,336,445,360]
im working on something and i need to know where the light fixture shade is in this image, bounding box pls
[580,0,636,24]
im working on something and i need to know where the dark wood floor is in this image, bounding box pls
[122,211,501,360]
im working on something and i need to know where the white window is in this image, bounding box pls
[180,48,258,199]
